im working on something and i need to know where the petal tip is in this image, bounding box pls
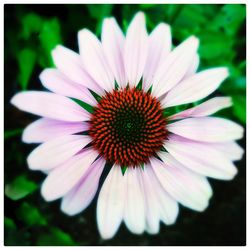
[60,203,78,217]
[41,183,54,202]
[188,35,200,48]
[78,28,93,40]
[10,94,18,106]
[134,11,145,19]
[10,93,23,108]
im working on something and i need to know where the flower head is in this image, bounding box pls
[11,12,244,239]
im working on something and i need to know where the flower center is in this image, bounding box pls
[89,87,167,167]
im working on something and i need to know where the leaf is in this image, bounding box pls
[4,217,17,231]
[38,18,62,67]
[210,5,246,36]
[173,5,206,33]
[4,216,31,246]
[220,76,246,94]
[199,31,235,60]
[37,227,76,246]
[4,128,23,140]
[17,48,36,90]
[165,4,182,22]
[21,13,43,40]
[5,175,38,201]
[232,95,246,124]
[16,202,47,226]
[87,4,113,20]
[139,4,156,9]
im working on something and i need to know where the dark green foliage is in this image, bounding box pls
[5,175,38,200]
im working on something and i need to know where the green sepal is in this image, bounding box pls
[89,90,102,103]
[72,98,94,114]
[121,166,128,175]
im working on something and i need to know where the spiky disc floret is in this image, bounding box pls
[89,87,167,167]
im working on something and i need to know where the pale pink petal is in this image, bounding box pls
[27,135,92,170]
[22,118,89,143]
[184,53,199,77]
[209,141,244,161]
[151,36,199,98]
[102,17,127,88]
[78,29,114,92]
[61,157,106,215]
[146,163,179,226]
[143,23,171,91]
[165,135,238,180]
[11,91,90,122]
[123,167,145,234]
[169,97,232,120]
[40,69,97,106]
[167,117,244,142]
[52,45,103,95]
[41,148,98,201]
[162,67,229,108]
[151,154,212,211]
[124,12,148,87]
[140,163,179,234]
[97,165,125,240]
[139,167,160,234]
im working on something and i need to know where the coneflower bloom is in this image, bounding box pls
[11,12,244,239]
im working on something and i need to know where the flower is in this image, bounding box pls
[11,12,244,239]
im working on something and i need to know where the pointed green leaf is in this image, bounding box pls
[18,48,36,90]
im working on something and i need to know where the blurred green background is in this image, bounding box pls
[4,4,246,246]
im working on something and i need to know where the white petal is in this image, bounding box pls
[123,167,145,234]
[139,167,160,234]
[165,135,238,180]
[169,97,232,120]
[102,17,127,88]
[78,29,114,92]
[61,157,106,215]
[97,165,125,240]
[162,67,229,108]
[143,23,171,91]
[124,12,148,87]
[140,162,179,233]
[209,141,244,161]
[40,69,97,106]
[11,91,90,122]
[146,163,179,225]
[184,53,199,77]
[27,135,92,170]
[151,154,212,212]
[52,45,103,95]
[22,118,89,143]
[41,148,98,201]
[151,36,199,98]
[167,117,244,142]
